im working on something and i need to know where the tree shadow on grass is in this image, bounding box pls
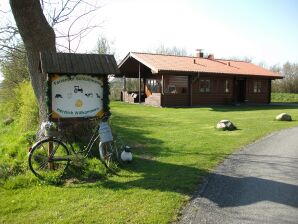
[57,114,210,194]
[60,156,208,196]
[74,157,209,196]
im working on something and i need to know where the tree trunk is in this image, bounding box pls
[9,0,96,143]
[10,0,56,121]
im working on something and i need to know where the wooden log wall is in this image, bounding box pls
[162,94,189,107]
[246,79,270,104]
[163,75,188,94]
[192,76,234,105]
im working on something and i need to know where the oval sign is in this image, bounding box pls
[51,74,104,118]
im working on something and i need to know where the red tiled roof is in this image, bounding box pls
[120,52,281,78]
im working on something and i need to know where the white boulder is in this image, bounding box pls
[275,113,292,121]
[216,120,236,131]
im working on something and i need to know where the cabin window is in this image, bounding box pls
[146,79,160,93]
[253,80,262,93]
[167,85,177,93]
[164,75,188,94]
[225,80,230,93]
[200,79,210,93]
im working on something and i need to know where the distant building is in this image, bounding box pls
[118,52,282,107]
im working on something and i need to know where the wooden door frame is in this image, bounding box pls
[234,77,247,103]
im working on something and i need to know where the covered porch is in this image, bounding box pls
[119,55,190,107]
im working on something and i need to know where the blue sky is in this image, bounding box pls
[93,0,298,66]
[1,0,297,78]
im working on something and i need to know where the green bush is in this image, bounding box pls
[0,130,35,180]
[15,81,39,131]
[0,81,39,181]
[271,92,298,103]
[1,81,39,131]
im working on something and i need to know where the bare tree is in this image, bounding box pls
[0,10,25,58]
[224,56,253,63]
[272,62,298,93]
[96,35,114,55]
[43,0,102,52]
[6,0,101,121]
[152,44,189,56]
[1,1,101,55]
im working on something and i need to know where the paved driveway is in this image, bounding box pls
[179,127,298,224]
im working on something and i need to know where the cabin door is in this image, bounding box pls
[236,79,246,103]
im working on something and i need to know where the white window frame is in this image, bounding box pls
[200,79,211,93]
[253,80,262,93]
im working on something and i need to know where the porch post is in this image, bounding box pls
[233,77,237,104]
[121,75,126,101]
[138,62,141,104]
[188,75,193,107]
[268,79,272,103]
[123,75,126,91]
[161,75,164,107]
[161,75,164,94]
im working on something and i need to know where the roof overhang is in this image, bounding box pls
[158,70,282,79]
[40,52,120,75]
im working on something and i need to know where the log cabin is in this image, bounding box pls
[118,52,282,107]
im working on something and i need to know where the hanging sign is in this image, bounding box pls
[51,74,104,119]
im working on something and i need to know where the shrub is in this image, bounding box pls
[0,81,39,181]
[1,81,38,131]
[271,62,298,93]
[15,81,39,131]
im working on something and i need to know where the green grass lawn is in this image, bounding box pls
[1,102,298,223]
[271,92,298,103]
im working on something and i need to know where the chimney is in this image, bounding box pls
[207,54,214,60]
[196,49,204,58]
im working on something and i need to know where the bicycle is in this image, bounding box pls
[28,119,121,180]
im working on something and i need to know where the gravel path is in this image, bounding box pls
[179,126,298,224]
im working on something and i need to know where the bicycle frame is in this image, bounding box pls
[29,118,120,179]
[78,122,101,159]
[45,121,101,159]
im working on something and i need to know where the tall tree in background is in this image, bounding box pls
[0,43,29,87]
[153,44,188,56]
[0,43,29,101]
[96,36,115,55]
[272,62,298,93]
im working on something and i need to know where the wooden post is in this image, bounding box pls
[143,76,146,90]
[189,75,193,107]
[123,75,126,91]
[268,79,272,103]
[138,62,141,103]
[121,76,126,102]
[160,75,164,107]
[233,77,237,104]
[244,78,248,103]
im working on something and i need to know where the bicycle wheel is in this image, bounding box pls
[28,138,70,179]
[99,141,119,173]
